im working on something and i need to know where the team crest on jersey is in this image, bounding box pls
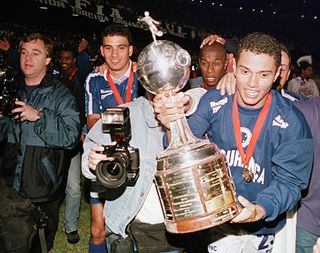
[100,89,113,99]
[240,127,252,148]
[210,97,228,113]
[272,115,289,129]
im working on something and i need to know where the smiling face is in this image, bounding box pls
[58,50,76,73]
[100,35,133,79]
[235,50,280,109]
[199,43,227,89]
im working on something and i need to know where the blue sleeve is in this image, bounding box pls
[254,107,313,221]
[162,91,215,149]
[34,86,81,149]
[77,51,92,85]
[85,75,101,115]
[187,92,214,139]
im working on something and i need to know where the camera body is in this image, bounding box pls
[0,61,19,116]
[96,107,140,190]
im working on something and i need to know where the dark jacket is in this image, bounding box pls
[0,74,81,203]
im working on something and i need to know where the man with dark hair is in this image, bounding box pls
[56,39,91,91]
[154,32,313,252]
[55,40,90,244]
[0,33,80,252]
[84,23,140,253]
[189,42,227,90]
[287,60,319,98]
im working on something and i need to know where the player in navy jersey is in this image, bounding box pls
[154,32,313,253]
[84,24,140,253]
[85,24,139,130]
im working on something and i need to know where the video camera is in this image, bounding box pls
[96,107,140,191]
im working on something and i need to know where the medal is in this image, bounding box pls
[232,92,272,183]
[242,165,252,183]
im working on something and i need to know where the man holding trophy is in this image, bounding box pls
[154,32,313,252]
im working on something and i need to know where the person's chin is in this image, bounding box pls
[204,81,218,88]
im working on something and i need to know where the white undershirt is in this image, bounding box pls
[135,182,165,224]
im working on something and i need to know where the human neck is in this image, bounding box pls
[109,61,131,79]
[25,72,46,86]
[236,92,268,110]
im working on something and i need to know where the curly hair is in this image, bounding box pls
[236,32,281,69]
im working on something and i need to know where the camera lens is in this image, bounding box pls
[106,163,120,176]
[96,160,127,189]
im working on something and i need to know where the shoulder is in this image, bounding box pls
[294,97,320,115]
[271,91,310,134]
[288,77,299,85]
[121,97,150,115]
[86,71,104,83]
[200,88,229,105]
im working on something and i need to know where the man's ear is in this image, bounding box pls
[232,57,236,74]
[273,66,281,82]
[46,57,52,66]
[129,45,133,57]
[100,45,104,57]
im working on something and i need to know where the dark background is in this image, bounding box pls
[1,0,320,70]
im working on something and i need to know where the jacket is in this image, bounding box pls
[0,74,81,203]
[82,97,164,237]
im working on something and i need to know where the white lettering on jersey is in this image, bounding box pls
[100,89,113,99]
[222,148,265,185]
[272,115,289,129]
[210,97,228,113]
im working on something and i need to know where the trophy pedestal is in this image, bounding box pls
[156,141,239,234]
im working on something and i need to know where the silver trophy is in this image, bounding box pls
[137,12,239,234]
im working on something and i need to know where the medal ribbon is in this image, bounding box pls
[232,92,272,169]
[68,67,78,81]
[107,64,134,105]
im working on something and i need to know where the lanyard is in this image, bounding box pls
[68,67,78,81]
[232,92,272,182]
[107,64,134,105]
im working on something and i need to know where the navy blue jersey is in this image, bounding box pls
[85,71,139,116]
[188,89,313,235]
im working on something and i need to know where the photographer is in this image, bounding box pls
[82,91,186,253]
[0,33,80,252]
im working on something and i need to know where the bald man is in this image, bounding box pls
[189,42,228,90]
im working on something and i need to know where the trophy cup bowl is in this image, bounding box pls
[137,40,191,94]
[136,39,239,234]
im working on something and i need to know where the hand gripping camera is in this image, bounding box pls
[96,107,140,191]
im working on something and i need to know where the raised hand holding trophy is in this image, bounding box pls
[137,11,240,233]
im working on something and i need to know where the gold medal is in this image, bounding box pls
[242,166,252,183]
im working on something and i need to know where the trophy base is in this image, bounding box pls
[155,141,239,234]
[166,202,239,234]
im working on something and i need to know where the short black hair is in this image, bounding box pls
[101,24,132,45]
[199,42,227,64]
[58,44,78,58]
